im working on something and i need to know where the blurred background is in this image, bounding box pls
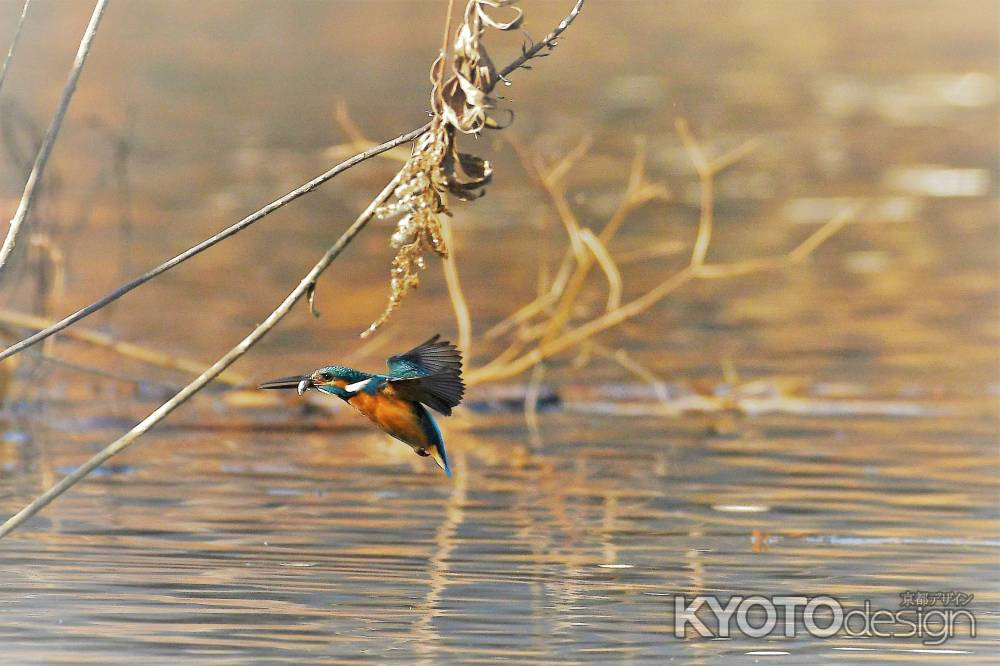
[0,1,997,661]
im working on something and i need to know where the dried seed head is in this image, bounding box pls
[364,1,516,337]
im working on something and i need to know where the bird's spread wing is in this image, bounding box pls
[389,374,464,416]
[386,335,464,416]
[386,335,462,378]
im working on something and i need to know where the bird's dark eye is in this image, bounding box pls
[320,372,334,381]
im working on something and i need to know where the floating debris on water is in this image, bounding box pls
[465,384,561,413]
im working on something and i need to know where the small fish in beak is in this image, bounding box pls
[258,375,312,394]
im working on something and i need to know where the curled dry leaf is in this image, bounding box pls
[436,0,523,134]
[364,0,518,337]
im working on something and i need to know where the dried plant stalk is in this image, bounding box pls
[0,0,32,94]
[439,215,473,358]
[465,122,862,386]
[0,0,584,364]
[0,0,107,275]
[508,137,670,346]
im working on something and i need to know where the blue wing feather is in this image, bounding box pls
[385,336,465,415]
[386,335,463,379]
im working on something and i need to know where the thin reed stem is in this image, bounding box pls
[440,216,472,360]
[0,0,108,274]
[0,0,32,94]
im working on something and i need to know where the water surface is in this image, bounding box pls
[0,0,997,661]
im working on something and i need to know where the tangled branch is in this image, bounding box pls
[464,121,861,386]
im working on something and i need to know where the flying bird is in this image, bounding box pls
[258,335,464,476]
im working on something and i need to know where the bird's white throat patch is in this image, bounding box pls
[344,379,370,394]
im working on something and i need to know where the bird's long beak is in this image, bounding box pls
[258,375,313,395]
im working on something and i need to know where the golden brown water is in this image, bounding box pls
[0,1,997,661]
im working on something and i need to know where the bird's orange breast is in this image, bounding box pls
[347,390,430,450]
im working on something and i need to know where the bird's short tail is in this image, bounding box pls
[428,441,451,477]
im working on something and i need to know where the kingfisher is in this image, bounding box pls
[258,335,464,476]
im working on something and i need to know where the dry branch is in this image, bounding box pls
[465,122,861,387]
[440,216,473,358]
[586,341,671,404]
[535,138,670,344]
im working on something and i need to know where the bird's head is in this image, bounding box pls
[258,365,369,397]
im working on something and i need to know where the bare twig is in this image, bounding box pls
[0,0,31,94]
[483,246,574,339]
[524,362,546,447]
[440,216,473,359]
[0,0,108,275]
[0,174,401,539]
[589,342,670,404]
[537,138,669,344]
[578,229,622,312]
[675,118,760,268]
[480,135,596,341]
[466,121,859,386]
[614,240,685,264]
[468,204,860,385]
[27,234,65,319]
[494,0,585,86]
